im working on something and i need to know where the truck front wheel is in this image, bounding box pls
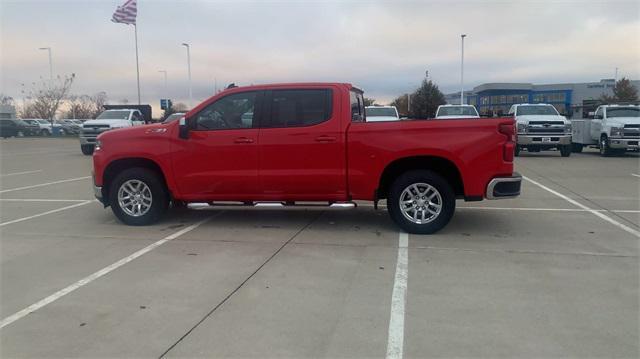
[109,168,169,226]
[600,135,613,157]
[387,170,455,235]
[81,144,94,155]
[560,145,572,157]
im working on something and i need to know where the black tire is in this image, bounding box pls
[560,145,572,157]
[387,170,455,235]
[599,135,612,157]
[108,168,169,226]
[514,145,520,157]
[81,144,94,155]
[40,129,50,136]
[571,143,583,153]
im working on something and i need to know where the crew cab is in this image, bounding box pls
[80,109,145,155]
[92,83,521,234]
[571,104,639,156]
[509,103,572,157]
[435,105,480,119]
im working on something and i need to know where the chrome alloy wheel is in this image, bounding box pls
[118,179,153,217]
[399,182,443,224]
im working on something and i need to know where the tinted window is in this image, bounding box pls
[195,92,256,130]
[516,105,559,116]
[267,89,332,128]
[350,90,365,122]
[437,106,478,117]
[367,107,397,117]
[607,108,639,118]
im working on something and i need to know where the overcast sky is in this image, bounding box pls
[1,0,639,111]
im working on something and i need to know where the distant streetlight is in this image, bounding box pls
[181,43,193,108]
[38,47,53,80]
[158,70,168,101]
[460,34,467,105]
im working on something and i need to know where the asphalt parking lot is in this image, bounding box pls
[0,137,638,358]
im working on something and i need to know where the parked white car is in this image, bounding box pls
[79,109,145,155]
[571,104,639,156]
[510,103,572,157]
[365,106,400,122]
[435,105,480,119]
[22,119,64,136]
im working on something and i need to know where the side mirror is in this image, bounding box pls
[179,117,189,139]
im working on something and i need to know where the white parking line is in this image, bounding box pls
[0,215,216,329]
[0,200,94,227]
[0,198,89,202]
[0,176,91,194]
[0,170,42,177]
[632,173,640,178]
[359,204,640,214]
[523,176,640,238]
[386,232,408,359]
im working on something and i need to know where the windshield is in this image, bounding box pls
[97,111,131,120]
[607,108,640,118]
[438,106,478,117]
[17,120,31,126]
[163,113,185,123]
[37,120,49,124]
[517,105,559,116]
[366,107,397,117]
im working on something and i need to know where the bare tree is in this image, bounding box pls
[25,74,75,125]
[0,94,15,106]
[64,92,108,119]
[19,102,40,119]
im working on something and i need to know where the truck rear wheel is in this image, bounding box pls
[109,168,169,226]
[387,170,455,235]
[81,144,94,155]
[560,145,572,157]
[514,146,520,157]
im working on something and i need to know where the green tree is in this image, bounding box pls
[390,95,409,117]
[600,77,638,103]
[409,77,446,118]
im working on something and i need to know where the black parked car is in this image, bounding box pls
[0,119,38,138]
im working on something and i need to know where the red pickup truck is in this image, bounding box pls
[92,83,521,234]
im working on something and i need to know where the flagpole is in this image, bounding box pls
[134,24,141,105]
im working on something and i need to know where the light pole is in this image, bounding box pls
[158,70,168,101]
[460,34,466,105]
[38,47,53,80]
[182,43,193,108]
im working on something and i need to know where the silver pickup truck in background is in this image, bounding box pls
[510,103,572,157]
[571,104,640,156]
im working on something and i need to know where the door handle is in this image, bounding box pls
[315,135,336,143]
[234,137,254,144]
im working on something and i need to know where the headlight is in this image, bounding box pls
[517,123,527,133]
[565,123,572,132]
[94,139,102,151]
[610,126,623,137]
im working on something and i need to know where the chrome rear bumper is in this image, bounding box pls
[486,173,522,199]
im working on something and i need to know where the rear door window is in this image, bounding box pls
[265,89,332,128]
[350,90,365,122]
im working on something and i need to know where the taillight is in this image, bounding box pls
[499,123,515,142]
[499,123,515,162]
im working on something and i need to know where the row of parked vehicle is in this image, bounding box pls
[366,103,640,157]
[0,118,88,138]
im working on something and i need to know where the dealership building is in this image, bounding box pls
[445,79,640,118]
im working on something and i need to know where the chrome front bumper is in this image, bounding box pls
[517,134,571,145]
[609,137,640,149]
[486,173,522,200]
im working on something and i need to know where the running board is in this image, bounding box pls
[188,201,357,209]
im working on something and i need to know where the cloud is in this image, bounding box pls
[1,0,639,112]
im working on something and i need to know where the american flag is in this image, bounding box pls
[111,0,137,25]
